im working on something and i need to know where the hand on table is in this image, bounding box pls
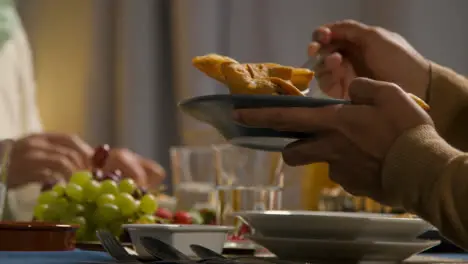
[310,20,430,100]
[6,133,165,190]
[7,133,93,188]
[103,148,165,190]
[234,78,433,205]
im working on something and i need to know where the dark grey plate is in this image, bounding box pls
[179,94,349,152]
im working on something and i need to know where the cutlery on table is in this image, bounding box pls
[189,244,226,260]
[140,237,192,261]
[97,230,141,262]
[190,244,302,264]
[97,230,166,263]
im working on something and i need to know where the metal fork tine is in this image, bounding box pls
[97,230,137,262]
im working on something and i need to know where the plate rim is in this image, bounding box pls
[178,94,349,108]
[247,234,441,247]
[231,210,425,222]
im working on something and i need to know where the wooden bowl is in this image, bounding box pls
[0,221,79,251]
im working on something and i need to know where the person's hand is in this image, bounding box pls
[7,133,93,188]
[103,148,165,190]
[234,78,433,205]
[309,20,430,100]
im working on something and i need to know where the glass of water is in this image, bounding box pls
[171,144,232,211]
[213,146,284,226]
[170,144,284,224]
[0,140,13,220]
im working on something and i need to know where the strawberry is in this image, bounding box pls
[173,211,193,224]
[155,208,173,220]
[238,223,252,235]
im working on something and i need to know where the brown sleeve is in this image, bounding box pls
[428,63,468,151]
[382,124,468,249]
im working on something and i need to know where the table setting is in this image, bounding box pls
[0,53,467,264]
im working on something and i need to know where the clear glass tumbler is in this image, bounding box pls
[170,144,232,211]
[170,144,285,225]
[212,146,284,226]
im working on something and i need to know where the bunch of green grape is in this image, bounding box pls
[33,146,159,241]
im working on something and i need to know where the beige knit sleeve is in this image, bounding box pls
[381,62,468,249]
[428,63,468,151]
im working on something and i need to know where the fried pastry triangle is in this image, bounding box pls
[192,54,314,96]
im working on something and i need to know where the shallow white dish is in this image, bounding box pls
[123,224,234,258]
[232,211,432,241]
[248,235,440,262]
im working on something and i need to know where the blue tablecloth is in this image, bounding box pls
[0,249,114,264]
[1,250,467,264]
[422,253,468,260]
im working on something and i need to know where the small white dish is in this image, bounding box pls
[123,224,234,258]
[232,211,432,241]
[248,235,440,262]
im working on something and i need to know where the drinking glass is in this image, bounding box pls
[171,144,230,211]
[213,146,284,226]
[0,140,13,220]
[170,144,284,225]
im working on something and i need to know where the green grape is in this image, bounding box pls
[65,183,84,202]
[42,204,61,222]
[76,227,86,241]
[33,204,49,221]
[136,214,156,224]
[108,221,124,237]
[70,170,93,187]
[70,216,86,228]
[52,183,66,196]
[71,218,86,242]
[83,203,97,219]
[37,190,59,205]
[53,197,69,210]
[118,178,136,194]
[95,203,121,223]
[68,203,85,217]
[115,193,139,217]
[81,227,97,241]
[83,180,101,202]
[139,194,158,214]
[100,180,119,195]
[50,197,69,220]
[96,194,116,207]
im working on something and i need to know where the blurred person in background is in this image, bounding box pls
[235,20,468,248]
[0,0,165,220]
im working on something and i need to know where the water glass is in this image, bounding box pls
[170,145,230,211]
[170,144,284,225]
[213,146,284,226]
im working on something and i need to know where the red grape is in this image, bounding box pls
[41,179,57,191]
[92,144,110,168]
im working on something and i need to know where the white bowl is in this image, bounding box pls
[232,211,432,241]
[123,224,234,258]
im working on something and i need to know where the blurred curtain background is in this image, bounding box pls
[14,0,468,198]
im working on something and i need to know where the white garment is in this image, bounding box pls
[0,10,43,221]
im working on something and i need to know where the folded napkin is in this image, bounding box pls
[0,249,114,264]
